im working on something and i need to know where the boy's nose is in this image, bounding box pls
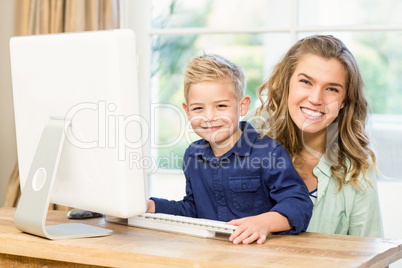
[205,110,216,121]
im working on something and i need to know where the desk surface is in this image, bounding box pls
[0,207,401,268]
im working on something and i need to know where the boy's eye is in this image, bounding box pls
[217,104,227,108]
[191,107,202,111]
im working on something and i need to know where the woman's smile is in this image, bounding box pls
[300,107,325,121]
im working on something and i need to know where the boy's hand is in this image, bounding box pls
[146,199,155,213]
[227,214,270,245]
[227,212,291,245]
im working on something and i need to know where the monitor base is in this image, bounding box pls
[14,118,112,240]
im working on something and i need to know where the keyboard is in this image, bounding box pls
[128,213,238,239]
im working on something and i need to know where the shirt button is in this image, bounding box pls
[217,194,223,200]
[214,162,220,168]
[242,183,247,190]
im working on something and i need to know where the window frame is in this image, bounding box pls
[121,0,402,188]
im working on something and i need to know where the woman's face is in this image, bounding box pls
[288,54,346,136]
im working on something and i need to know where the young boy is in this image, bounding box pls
[147,54,312,244]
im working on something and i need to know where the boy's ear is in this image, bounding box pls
[240,96,251,116]
[182,102,191,120]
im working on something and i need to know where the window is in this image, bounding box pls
[122,0,402,199]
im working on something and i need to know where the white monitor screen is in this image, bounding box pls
[10,29,147,222]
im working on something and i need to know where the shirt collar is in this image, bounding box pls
[193,121,258,161]
[312,155,332,204]
[315,155,333,178]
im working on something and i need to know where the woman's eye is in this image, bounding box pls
[300,79,311,85]
[327,87,339,93]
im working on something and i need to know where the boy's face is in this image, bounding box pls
[183,80,250,155]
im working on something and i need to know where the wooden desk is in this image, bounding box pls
[0,207,401,268]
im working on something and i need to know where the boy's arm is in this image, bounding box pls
[147,174,197,216]
[146,148,198,217]
[264,145,313,234]
[148,194,197,216]
[228,211,291,244]
[227,144,313,244]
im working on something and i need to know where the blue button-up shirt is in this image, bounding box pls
[151,122,312,234]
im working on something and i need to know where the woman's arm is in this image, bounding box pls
[348,167,383,237]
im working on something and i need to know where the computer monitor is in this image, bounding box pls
[9,29,147,239]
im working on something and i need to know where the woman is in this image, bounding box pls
[255,35,382,237]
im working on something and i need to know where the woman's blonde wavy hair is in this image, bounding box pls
[256,35,376,190]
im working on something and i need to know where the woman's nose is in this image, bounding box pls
[308,87,323,105]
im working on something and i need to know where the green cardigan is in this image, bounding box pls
[306,156,383,237]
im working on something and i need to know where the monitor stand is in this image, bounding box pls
[14,117,113,239]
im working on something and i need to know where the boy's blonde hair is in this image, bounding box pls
[184,53,246,103]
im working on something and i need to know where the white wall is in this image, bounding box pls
[0,1,17,205]
[368,115,402,268]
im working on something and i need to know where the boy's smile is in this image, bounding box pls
[183,80,250,156]
[202,125,221,131]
